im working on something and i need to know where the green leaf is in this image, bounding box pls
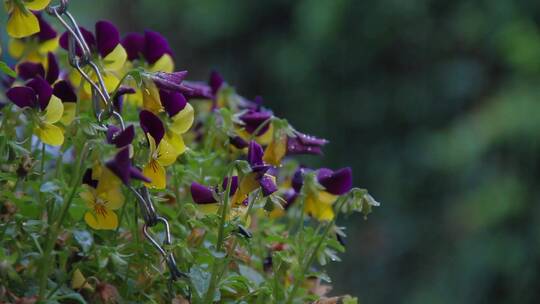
[0,61,16,78]
[238,264,264,286]
[189,265,211,298]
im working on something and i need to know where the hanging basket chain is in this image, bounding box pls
[46,0,186,284]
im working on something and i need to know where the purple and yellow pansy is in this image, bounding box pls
[8,13,59,64]
[5,0,51,38]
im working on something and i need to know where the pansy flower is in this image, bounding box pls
[6,77,64,146]
[139,110,181,189]
[60,21,128,93]
[122,30,174,73]
[235,109,274,146]
[263,130,328,166]
[5,1,51,38]
[304,167,353,221]
[16,52,59,84]
[80,167,124,230]
[190,176,240,214]
[8,13,58,64]
[233,141,278,203]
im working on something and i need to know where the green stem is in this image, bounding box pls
[203,169,234,303]
[285,197,346,304]
[37,143,90,301]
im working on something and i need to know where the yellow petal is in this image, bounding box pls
[43,96,64,123]
[102,72,120,92]
[96,167,122,194]
[156,137,178,166]
[103,44,127,71]
[126,88,143,107]
[84,210,118,230]
[304,191,337,221]
[197,203,220,215]
[8,38,25,59]
[237,173,260,198]
[35,123,64,146]
[80,188,96,209]
[263,135,287,166]
[161,132,186,163]
[255,123,274,145]
[101,187,124,210]
[149,54,174,73]
[143,160,167,189]
[24,0,51,11]
[37,37,59,55]
[71,269,93,291]
[142,81,163,113]
[170,103,194,134]
[7,7,40,38]
[60,102,76,125]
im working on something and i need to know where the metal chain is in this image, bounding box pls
[46,0,186,284]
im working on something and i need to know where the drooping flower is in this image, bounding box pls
[263,130,328,166]
[304,167,353,221]
[5,1,51,38]
[80,167,124,230]
[139,110,181,189]
[60,20,128,93]
[6,77,64,146]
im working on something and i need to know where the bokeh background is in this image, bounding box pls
[5,0,540,303]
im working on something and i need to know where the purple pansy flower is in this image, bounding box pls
[240,110,273,136]
[6,77,53,110]
[316,167,353,195]
[16,53,59,85]
[106,147,150,185]
[190,176,239,204]
[60,20,121,58]
[246,141,277,196]
[106,125,135,148]
[121,31,172,64]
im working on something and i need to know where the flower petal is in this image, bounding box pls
[190,182,216,204]
[107,124,134,148]
[7,8,39,38]
[6,86,37,109]
[45,52,59,84]
[121,32,145,61]
[240,110,272,135]
[35,122,64,146]
[53,80,77,102]
[160,89,186,117]
[263,135,287,166]
[247,141,265,168]
[143,160,166,189]
[259,174,277,197]
[105,147,132,184]
[60,102,76,125]
[17,62,45,80]
[209,70,224,95]
[59,26,95,56]
[143,31,172,64]
[317,167,353,195]
[139,110,164,145]
[36,13,57,42]
[103,44,127,71]
[24,0,51,11]
[95,20,120,57]
[141,81,163,113]
[84,210,118,230]
[151,71,188,92]
[149,54,174,73]
[156,137,178,166]
[26,77,52,110]
[170,103,194,135]
[43,95,63,123]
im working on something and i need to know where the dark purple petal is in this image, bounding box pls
[36,13,57,42]
[259,175,277,197]
[143,31,172,64]
[6,86,37,109]
[45,52,59,84]
[283,189,298,210]
[26,77,52,110]
[95,20,120,57]
[247,141,264,167]
[151,71,188,91]
[159,89,187,117]
[292,167,306,192]
[60,27,95,56]
[121,32,145,61]
[240,110,272,135]
[317,167,353,195]
[139,110,164,145]
[105,147,131,184]
[82,169,98,188]
[107,124,134,148]
[179,81,214,100]
[221,176,239,196]
[53,80,77,102]
[286,131,327,155]
[112,86,135,113]
[209,70,224,95]
[130,167,151,183]
[190,182,216,204]
[17,62,44,80]
[229,136,248,149]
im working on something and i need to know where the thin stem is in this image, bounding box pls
[285,197,346,304]
[203,169,234,303]
[37,143,90,301]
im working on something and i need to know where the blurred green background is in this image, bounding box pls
[8,0,540,302]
